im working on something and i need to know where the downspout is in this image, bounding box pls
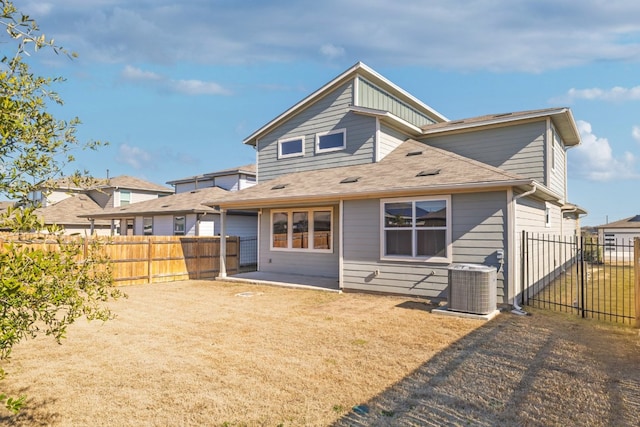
[512,183,538,315]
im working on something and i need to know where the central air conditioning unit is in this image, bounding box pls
[448,263,497,315]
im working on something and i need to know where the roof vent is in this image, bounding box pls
[340,176,360,184]
[450,120,465,125]
[161,204,170,208]
[417,169,441,177]
[271,184,288,190]
[406,150,423,157]
[493,112,513,118]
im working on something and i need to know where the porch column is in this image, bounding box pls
[219,208,227,278]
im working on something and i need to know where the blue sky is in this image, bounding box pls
[12,0,640,226]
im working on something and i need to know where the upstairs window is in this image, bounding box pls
[316,129,346,154]
[278,136,304,159]
[120,190,131,206]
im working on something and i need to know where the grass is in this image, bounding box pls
[529,262,637,323]
[2,280,483,426]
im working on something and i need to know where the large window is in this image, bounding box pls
[381,197,450,262]
[271,208,333,252]
[278,136,304,159]
[316,129,346,154]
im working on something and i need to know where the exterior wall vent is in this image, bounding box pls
[448,264,497,315]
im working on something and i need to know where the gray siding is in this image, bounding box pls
[421,121,547,183]
[357,77,436,127]
[257,82,377,182]
[342,192,508,302]
[258,207,339,278]
[377,124,408,161]
[549,126,566,199]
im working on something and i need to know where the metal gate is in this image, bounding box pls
[520,232,638,325]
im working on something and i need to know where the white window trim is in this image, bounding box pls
[315,128,346,154]
[270,207,333,253]
[143,217,153,235]
[277,136,305,159]
[379,195,452,263]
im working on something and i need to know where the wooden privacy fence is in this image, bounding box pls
[0,234,239,286]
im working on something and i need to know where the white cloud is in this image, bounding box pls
[633,126,640,143]
[121,65,162,82]
[118,144,152,170]
[119,65,230,96]
[170,79,230,96]
[555,86,640,103]
[569,120,638,181]
[320,44,345,59]
[32,0,640,72]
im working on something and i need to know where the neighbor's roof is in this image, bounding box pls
[95,176,174,193]
[596,215,640,229]
[166,164,256,185]
[41,175,173,194]
[79,186,230,219]
[242,62,448,147]
[210,139,551,209]
[421,107,581,146]
[35,195,111,226]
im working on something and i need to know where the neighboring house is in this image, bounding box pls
[212,62,586,308]
[596,215,640,260]
[29,175,174,236]
[167,164,256,193]
[80,186,257,238]
[80,165,258,238]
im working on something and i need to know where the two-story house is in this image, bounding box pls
[82,165,257,238]
[30,175,174,236]
[212,62,585,309]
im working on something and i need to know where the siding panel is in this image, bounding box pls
[421,121,546,183]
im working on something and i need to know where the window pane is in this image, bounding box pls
[415,201,446,227]
[318,132,345,151]
[384,202,412,227]
[417,229,447,257]
[385,230,412,256]
[174,216,185,235]
[120,190,131,206]
[292,212,308,249]
[313,211,331,250]
[143,217,153,235]
[280,139,303,156]
[272,212,288,248]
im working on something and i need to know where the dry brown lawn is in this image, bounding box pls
[2,279,639,426]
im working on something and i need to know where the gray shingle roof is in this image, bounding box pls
[81,186,230,219]
[35,195,111,226]
[596,215,640,229]
[211,139,533,209]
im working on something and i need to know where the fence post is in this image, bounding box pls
[634,238,640,328]
[147,238,153,284]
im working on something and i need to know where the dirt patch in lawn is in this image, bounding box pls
[2,280,639,426]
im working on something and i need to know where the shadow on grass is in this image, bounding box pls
[0,387,61,426]
[332,311,640,427]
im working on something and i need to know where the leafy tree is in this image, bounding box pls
[0,0,122,413]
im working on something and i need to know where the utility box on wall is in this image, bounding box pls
[448,264,497,315]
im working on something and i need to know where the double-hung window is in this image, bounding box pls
[143,217,153,235]
[381,197,451,262]
[120,190,131,206]
[316,129,346,154]
[278,136,304,159]
[271,208,332,252]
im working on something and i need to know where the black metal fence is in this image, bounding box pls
[239,236,258,272]
[521,232,638,325]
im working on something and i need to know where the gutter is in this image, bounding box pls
[511,183,538,315]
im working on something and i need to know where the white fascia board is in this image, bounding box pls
[350,106,423,136]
